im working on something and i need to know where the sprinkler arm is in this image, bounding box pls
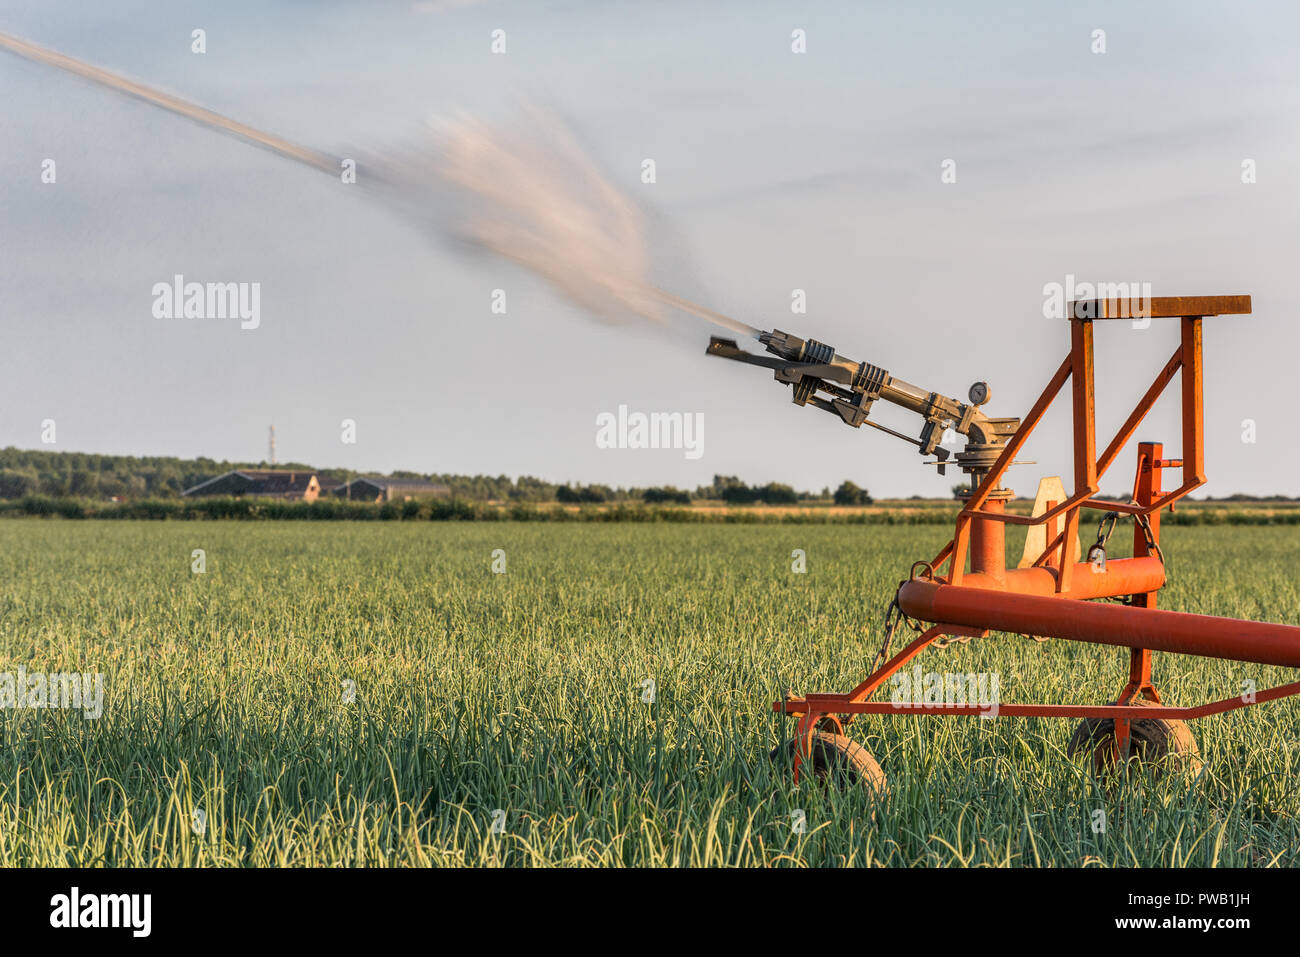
[706,330,1020,480]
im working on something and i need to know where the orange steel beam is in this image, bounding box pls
[1079,482,1201,516]
[1182,317,1206,484]
[776,624,980,718]
[1080,498,1154,516]
[1129,448,1150,503]
[1060,319,1097,591]
[850,624,985,701]
[792,680,1300,720]
[1070,295,1250,319]
[1071,319,1098,492]
[1031,527,1067,568]
[1120,442,1164,708]
[1138,478,1203,512]
[971,488,1091,528]
[927,540,953,578]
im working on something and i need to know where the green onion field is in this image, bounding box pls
[2,521,1297,866]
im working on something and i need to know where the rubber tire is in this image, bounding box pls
[770,731,888,796]
[1067,696,1203,777]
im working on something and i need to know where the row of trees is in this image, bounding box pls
[552,478,871,506]
[0,448,278,500]
[0,450,875,506]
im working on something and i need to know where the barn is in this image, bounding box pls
[334,477,450,503]
[182,469,331,502]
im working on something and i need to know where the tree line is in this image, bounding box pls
[0,449,873,506]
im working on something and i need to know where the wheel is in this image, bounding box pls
[1067,696,1202,777]
[770,730,888,796]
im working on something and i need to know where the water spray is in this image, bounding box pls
[0,29,758,339]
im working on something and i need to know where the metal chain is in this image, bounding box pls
[1133,509,1169,573]
[932,632,977,649]
[1086,505,1168,610]
[870,580,925,672]
[1087,510,1120,567]
[1087,505,1168,573]
[1095,510,1121,547]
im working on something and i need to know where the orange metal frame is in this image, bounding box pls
[777,298,1300,779]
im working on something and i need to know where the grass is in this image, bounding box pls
[1,520,1298,866]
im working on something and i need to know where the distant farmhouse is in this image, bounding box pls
[182,469,339,502]
[182,469,448,504]
[335,477,450,503]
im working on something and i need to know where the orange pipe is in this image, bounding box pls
[953,555,1165,600]
[899,579,1300,668]
[969,499,1006,582]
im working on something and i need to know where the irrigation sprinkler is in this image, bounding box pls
[4,29,1291,789]
[710,295,1300,787]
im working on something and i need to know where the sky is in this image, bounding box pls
[1,0,1297,498]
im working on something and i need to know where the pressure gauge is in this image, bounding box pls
[968,381,990,406]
